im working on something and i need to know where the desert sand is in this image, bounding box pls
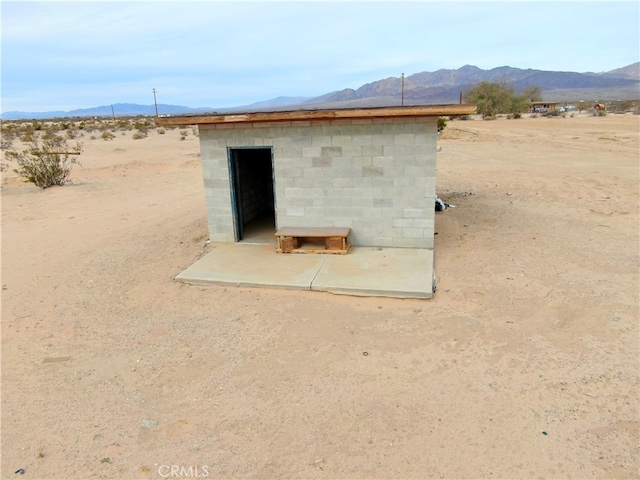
[1,113,638,479]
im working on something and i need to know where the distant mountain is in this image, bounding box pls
[242,96,312,109]
[0,103,216,120]
[599,62,640,80]
[0,98,312,120]
[2,63,638,119]
[302,63,640,107]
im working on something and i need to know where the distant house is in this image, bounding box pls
[530,102,559,114]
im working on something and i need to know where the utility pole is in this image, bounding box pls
[111,104,115,120]
[401,73,405,106]
[152,88,158,117]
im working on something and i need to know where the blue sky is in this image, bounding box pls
[1,0,639,113]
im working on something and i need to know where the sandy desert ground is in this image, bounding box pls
[1,113,638,479]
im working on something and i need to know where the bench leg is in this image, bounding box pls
[324,237,343,250]
[278,236,300,253]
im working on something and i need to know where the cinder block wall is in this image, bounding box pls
[198,117,437,248]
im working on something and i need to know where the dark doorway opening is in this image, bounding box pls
[228,147,276,242]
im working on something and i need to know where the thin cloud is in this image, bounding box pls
[1,1,638,112]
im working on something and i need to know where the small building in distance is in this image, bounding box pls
[530,102,559,114]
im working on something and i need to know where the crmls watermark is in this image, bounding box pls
[157,465,209,478]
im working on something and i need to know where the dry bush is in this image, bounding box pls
[116,119,130,131]
[1,138,15,151]
[5,133,82,188]
[20,128,36,143]
[1,123,17,150]
[101,131,116,141]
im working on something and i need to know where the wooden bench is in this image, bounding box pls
[275,227,351,254]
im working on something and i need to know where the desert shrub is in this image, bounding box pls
[132,131,146,140]
[1,137,14,150]
[41,127,59,140]
[465,82,512,117]
[1,124,17,150]
[609,100,638,113]
[191,127,199,137]
[133,119,152,134]
[101,131,116,141]
[179,129,189,137]
[465,81,541,118]
[135,118,152,126]
[437,117,447,132]
[5,134,82,188]
[20,129,36,142]
[156,128,166,135]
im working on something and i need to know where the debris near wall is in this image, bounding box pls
[435,197,455,211]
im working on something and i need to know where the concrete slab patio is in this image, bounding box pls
[175,243,434,299]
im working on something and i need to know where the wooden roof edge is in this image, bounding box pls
[154,104,477,126]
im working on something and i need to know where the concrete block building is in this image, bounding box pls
[157,105,475,250]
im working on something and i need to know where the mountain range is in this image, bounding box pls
[3,63,638,120]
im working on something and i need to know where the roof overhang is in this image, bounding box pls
[154,104,477,126]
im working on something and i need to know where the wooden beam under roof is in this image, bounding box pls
[154,104,477,126]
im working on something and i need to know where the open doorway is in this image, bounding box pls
[228,147,276,243]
